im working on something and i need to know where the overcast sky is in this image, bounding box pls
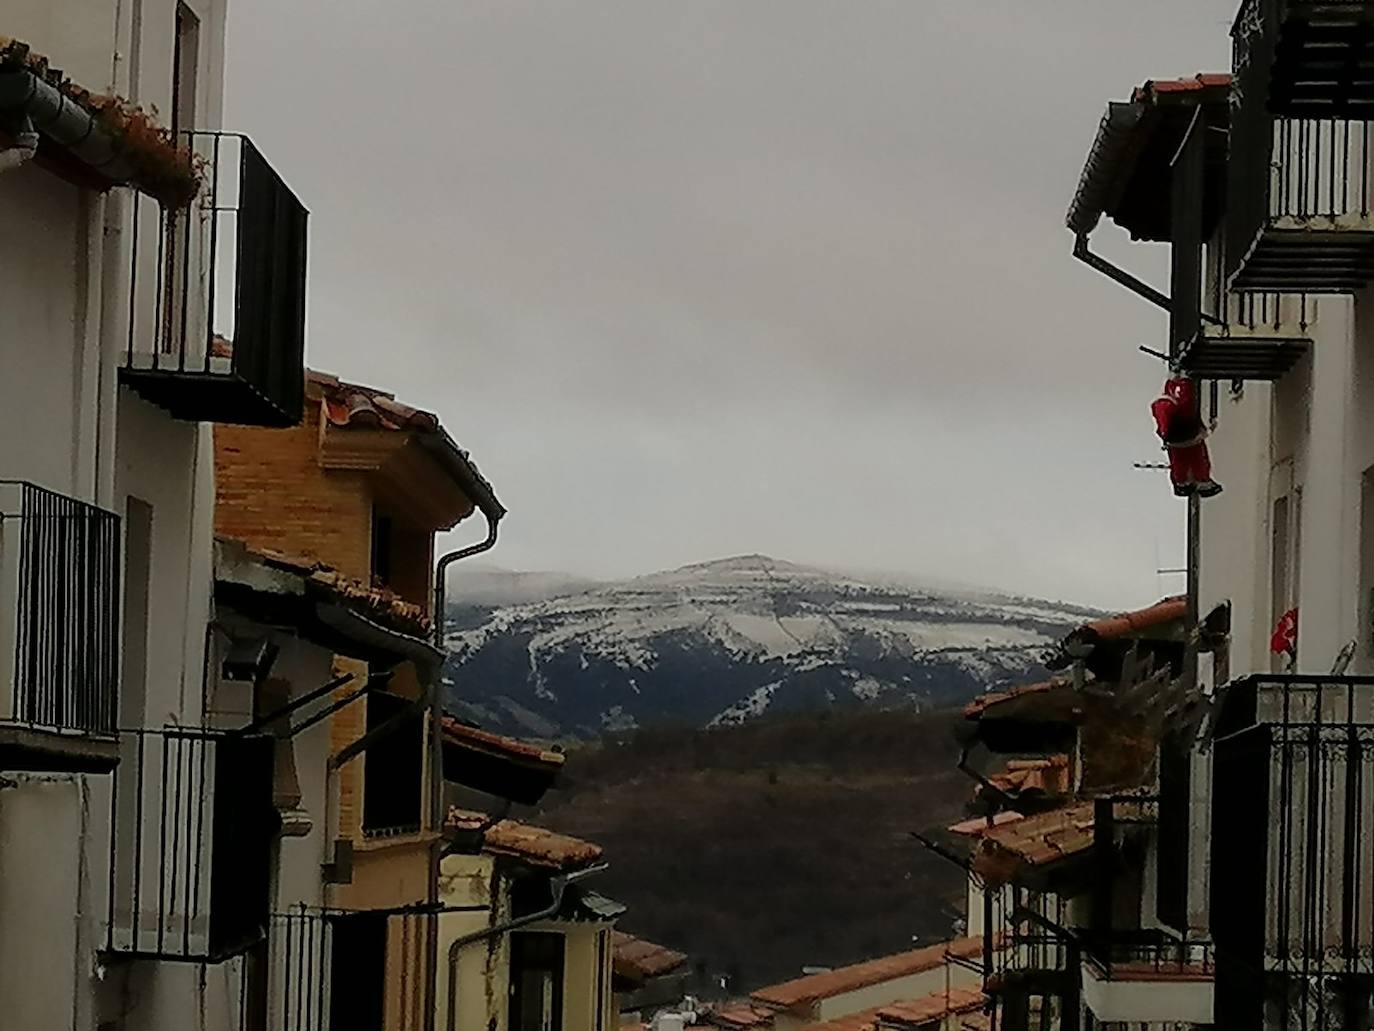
[225,1,1239,609]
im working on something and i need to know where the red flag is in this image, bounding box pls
[1271,607,1298,657]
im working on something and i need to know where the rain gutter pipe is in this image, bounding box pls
[426,508,501,1031]
[445,864,608,1031]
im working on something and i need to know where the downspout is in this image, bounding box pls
[428,509,501,1031]
[445,864,607,1031]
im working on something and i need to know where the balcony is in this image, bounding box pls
[1211,674,1374,1029]
[0,481,120,772]
[243,907,433,1030]
[1080,932,1215,1025]
[120,132,308,428]
[105,728,279,962]
[1179,291,1313,380]
[1233,0,1374,116]
[1226,86,1374,290]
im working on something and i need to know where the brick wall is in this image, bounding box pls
[213,402,373,580]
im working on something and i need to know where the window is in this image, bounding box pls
[172,3,199,135]
[361,690,423,836]
[510,932,565,1031]
[1271,493,1292,671]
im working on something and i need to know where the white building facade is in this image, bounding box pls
[0,0,309,1026]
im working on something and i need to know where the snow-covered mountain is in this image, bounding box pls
[442,555,1097,738]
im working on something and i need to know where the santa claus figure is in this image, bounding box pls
[1151,375,1222,498]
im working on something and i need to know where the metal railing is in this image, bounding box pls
[122,131,307,427]
[0,481,119,737]
[1083,930,1214,981]
[1213,674,1374,1027]
[106,727,278,962]
[236,907,436,1031]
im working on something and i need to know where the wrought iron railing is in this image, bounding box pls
[106,727,278,962]
[1212,674,1374,1028]
[0,481,119,738]
[1083,929,1215,981]
[235,907,435,1030]
[121,131,308,427]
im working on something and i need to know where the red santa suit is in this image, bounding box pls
[1151,376,1221,497]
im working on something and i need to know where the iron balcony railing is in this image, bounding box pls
[121,131,308,427]
[0,481,119,743]
[1212,674,1374,1029]
[1227,32,1374,292]
[1233,0,1374,116]
[1082,929,1215,981]
[106,727,278,962]
[236,907,436,1031]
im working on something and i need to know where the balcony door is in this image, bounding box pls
[510,932,564,1031]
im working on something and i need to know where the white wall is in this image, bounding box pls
[0,0,237,1028]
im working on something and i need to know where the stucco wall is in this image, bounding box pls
[811,961,981,1022]
[438,852,508,1031]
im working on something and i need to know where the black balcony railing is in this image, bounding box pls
[106,728,279,962]
[120,131,307,428]
[233,907,435,1031]
[1083,929,1214,981]
[0,481,119,762]
[1233,0,1374,116]
[1227,46,1374,291]
[1212,674,1374,1028]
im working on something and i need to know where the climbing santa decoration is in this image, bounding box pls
[1150,375,1222,498]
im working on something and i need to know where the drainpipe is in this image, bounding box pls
[0,115,37,174]
[444,864,607,1031]
[427,509,501,1031]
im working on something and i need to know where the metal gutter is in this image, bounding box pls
[0,68,135,181]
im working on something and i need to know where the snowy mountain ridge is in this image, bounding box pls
[442,555,1097,738]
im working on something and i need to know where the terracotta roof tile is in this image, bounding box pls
[803,987,986,1031]
[1133,73,1232,102]
[613,932,690,981]
[305,369,504,520]
[984,755,1071,798]
[440,716,565,771]
[750,938,983,1010]
[964,680,1069,719]
[704,1002,777,1029]
[0,37,199,205]
[216,535,430,637]
[972,803,1094,885]
[446,808,603,870]
[1073,597,1186,643]
[947,811,1025,837]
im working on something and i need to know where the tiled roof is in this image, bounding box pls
[750,938,983,1010]
[1132,73,1232,103]
[964,680,1069,720]
[306,369,505,521]
[446,808,603,870]
[803,987,986,1031]
[0,37,198,205]
[947,811,1025,837]
[1072,597,1186,643]
[216,535,430,637]
[440,716,565,771]
[1067,73,1230,241]
[972,803,1094,885]
[703,1002,778,1030]
[613,932,690,981]
[985,755,1070,798]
